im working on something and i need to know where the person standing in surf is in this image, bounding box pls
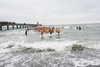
[40,28,44,39]
[49,29,53,34]
[25,29,28,36]
[79,26,81,30]
[57,28,60,33]
[56,28,60,33]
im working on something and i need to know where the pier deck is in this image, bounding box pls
[0,21,42,31]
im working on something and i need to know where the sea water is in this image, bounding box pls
[0,23,100,67]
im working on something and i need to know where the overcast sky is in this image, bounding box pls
[0,0,100,25]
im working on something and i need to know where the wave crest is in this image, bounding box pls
[18,47,55,53]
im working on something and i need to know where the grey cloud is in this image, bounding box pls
[0,0,100,24]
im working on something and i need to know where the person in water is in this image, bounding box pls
[25,29,27,36]
[49,29,53,34]
[52,26,55,30]
[45,29,49,33]
[56,28,60,33]
[57,28,60,33]
[41,29,44,36]
[28,26,61,36]
[79,26,81,30]
[56,28,58,32]
[76,26,78,29]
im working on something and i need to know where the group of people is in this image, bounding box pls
[25,26,60,36]
[76,26,81,30]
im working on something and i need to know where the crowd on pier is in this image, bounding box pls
[0,21,16,25]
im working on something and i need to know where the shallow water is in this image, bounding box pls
[0,23,100,67]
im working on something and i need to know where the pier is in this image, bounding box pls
[0,21,42,31]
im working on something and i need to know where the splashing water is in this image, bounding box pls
[0,23,100,67]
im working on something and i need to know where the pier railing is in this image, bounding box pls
[0,21,42,31]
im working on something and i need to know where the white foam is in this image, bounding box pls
[5,64,14,67]
[64,26,70,29]
[70,57,100,67]
[1,36,100,53]
[81,40,100,49]
[20,40,77,51]
[0,39,77,53]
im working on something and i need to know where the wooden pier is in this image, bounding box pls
[0,21,42,31]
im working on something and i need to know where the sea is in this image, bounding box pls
[0,23,100,67]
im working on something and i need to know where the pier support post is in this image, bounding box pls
[32,24,34,27]
[20,25,21,28]
[12,25,14,29]
[0,26,2,31]
[27,25,28,28]
[25,25,26,28]
[23,25,24,28]
[7,25,9,30]
[16,25,18,29]
[24,23,26,28]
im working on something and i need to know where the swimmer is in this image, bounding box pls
[76,26,78,29]
[41,29,44,36]
[25,29,27,36]
[79,26,81,30]
[52,26,55,30]
[52,29,54,33]
[57,28,60,33]
[56,28,60,33]
[45,29,48,33]
[29,28,32,30]
[56,28,58,32]
[49,29,53,34]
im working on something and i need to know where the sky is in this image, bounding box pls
[0,0,100,25]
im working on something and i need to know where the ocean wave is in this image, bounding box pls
[0,39,100,53]
[71,44,86,51]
